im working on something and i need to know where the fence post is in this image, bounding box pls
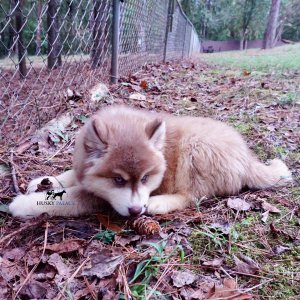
[163,0,173,63]
[182,19,188,59]
[111,0,120,84]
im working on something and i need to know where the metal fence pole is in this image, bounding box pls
[111,0,120,84]
[182,19,188,59]
[188,26,193,56]
[163,0,173,63]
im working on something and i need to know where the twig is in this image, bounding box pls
[206,278,272,300]
[235,243,269,254]
[13,222,49,300]
[242,278,273,293]
[233,271,271,280]
[56,257,90,300]
[119,265,132,300]
[83,276,97,300]
[220,266,233,279]
[274,208,295,223]
[146,264,172,300]
[9,151,20,194]
[46,139,74,162]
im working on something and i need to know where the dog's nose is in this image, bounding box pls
[128,206,142,216]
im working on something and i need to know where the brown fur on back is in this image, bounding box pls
[75,106,292,203]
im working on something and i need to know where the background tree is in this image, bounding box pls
[275,0,300,42]
[15,0,27,78]
[91,0,110,68]
[262,0,281,49]
[181,0,300,44]
[47,0,62,69]
[35,0,43,55]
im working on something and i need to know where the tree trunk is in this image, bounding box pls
[91,0,110,69]
[15,0,27,78]
[67,0,76,54]
[240,29,247,50]
[47,0,62,69]
[240,36,244,50]
[274,21,284,44]
[35,0,42,55]
[8,1,17,56]
[262,0,281,49]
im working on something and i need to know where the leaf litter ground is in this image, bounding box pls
[0,56,299,299]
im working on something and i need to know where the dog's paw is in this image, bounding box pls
[9,194,40,217]
[27,176,59,193]
[147,196,169,215]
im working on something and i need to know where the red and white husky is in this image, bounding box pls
[9,106,292,217]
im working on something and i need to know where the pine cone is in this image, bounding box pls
[126,215,161,235]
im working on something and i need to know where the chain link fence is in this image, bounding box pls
[0,0,200,147]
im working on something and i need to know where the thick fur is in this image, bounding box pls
[9,106,292,218]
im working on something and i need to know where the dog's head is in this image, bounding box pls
[73,107,166,216]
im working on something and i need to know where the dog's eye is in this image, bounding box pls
[141,174,149,184]
[114,176,127,186]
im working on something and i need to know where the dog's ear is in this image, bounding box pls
[84,117,108,159]
[146,119,166,151]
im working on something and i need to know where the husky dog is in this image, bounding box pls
[9,106,292,217]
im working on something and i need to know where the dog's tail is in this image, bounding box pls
[246,158,292,189]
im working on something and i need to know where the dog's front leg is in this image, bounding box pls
[9,186,96,218]
[147,194,190,215]
[27,170,77,193]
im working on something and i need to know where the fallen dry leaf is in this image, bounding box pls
[90,83,109,102]
[272,245,291,255]
[82,248,124,279]
[140,80,148,90]
[97,214,123,233]
[129,93,146,101]
[227,198,251,211]
[261,201,281,213]
[19,281,48,299]
[261,210,269,223]
[45,239,85,253]
[47,253,71,279]
[208,278,253,299]
[171,270,197,287]
[15,141,34,155]
[233,254,259,275]
[3,247,26,260]
[210,221,231,234]
[0,258,23,282]
[202,257,225,268]
[185,105,197,111]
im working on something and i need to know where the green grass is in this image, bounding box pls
[200,43,300,72]
[189,206,300,299]
[123,241,185,299]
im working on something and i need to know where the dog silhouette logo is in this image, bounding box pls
[45,190,66,200]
